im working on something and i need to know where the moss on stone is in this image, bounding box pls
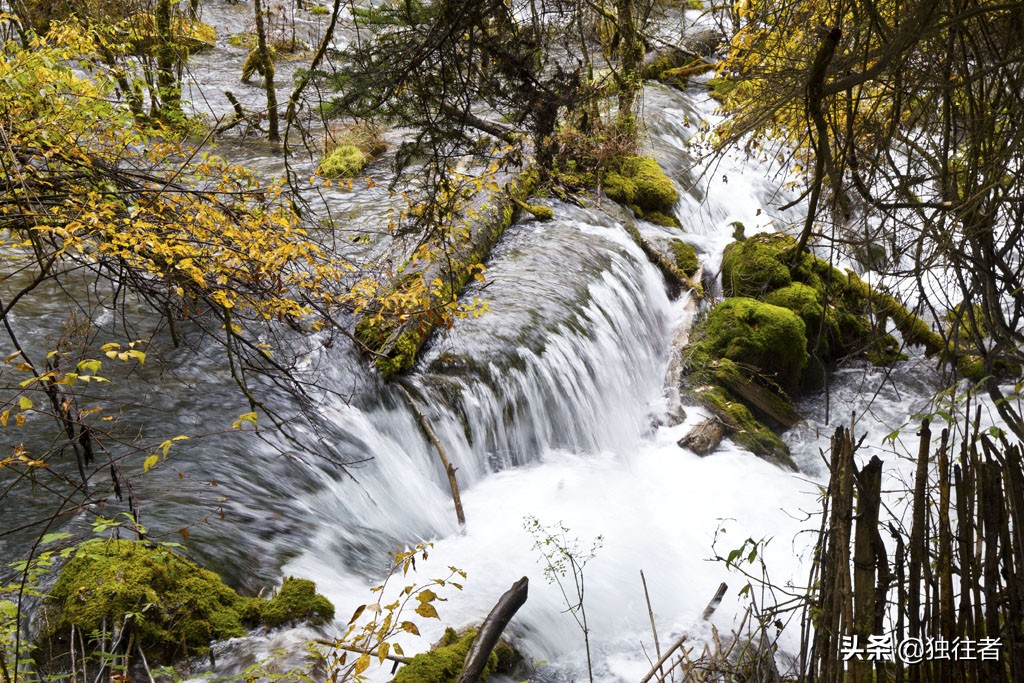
[646,210,682,228]
[393,628,497,683]
[317,144,368,179]
[720,233,794,298]
[670,239,699,276]
[44,540,248,661]
[696,297,807,392]
[260,577,335,628]
[42,539,333,665]
[603,155,678,215]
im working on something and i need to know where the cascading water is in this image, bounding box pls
[270,198,818,682]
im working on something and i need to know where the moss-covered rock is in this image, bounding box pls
[260,577,335,628]
[43,540,250,661]
[670,239,699,276]
[646,210,682,228]
[393,628,496,683]
[41,540,333,665]
[603,155,678,216]
[721,233,794,298]
[695,297,807,392]
[318,144,368,179]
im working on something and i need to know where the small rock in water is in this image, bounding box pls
[678,417,725,455]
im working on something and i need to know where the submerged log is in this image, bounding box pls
[678,417,725,455]
[457,577,529,683]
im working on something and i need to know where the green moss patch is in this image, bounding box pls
[670,239,699,276]
[721,233,794,298]
[260,577,335,628]
[603,155,678,216]
[393,628,496,683]
[696,297,807,392]
[42,540,333,665]
[318,144,368,179]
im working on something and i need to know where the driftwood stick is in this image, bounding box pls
[313,640,413,665]
[457,577,529,683]
[640,570,664,680]
[702,582,728,620]
[639,632,689,683]
[640,582,728,683]
[397,385,466,526]
[678,417,725,455]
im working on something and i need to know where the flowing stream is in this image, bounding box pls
[1,3,976,682]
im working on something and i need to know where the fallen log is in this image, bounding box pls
[713,362,800,429]
[355,169,540,377]
[457,577,529,683]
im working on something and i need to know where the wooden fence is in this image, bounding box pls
[801,417,1024,682]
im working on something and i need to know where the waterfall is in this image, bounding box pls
[262,197,817,681]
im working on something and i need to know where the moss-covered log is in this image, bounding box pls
[622,219,700,297]
[355,169,541,376]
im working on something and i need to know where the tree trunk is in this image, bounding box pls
[614,0,642,133]
[155,0,181,116]
[253,0,279,141]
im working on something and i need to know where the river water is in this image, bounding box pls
[0,3,981,682]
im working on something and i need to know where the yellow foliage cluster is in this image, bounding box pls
[715,0,942,161]
[0,24,345,331]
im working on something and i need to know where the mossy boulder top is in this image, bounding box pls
[318,144,369,179]
[694,297,808,392]
[603,155,679,216]
[41,539,334,665]
[392,627,520,683]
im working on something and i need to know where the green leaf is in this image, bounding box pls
[143,454,159,473]
[18,397,33,411]
[414,602,439,619]
[41,532,72,545]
